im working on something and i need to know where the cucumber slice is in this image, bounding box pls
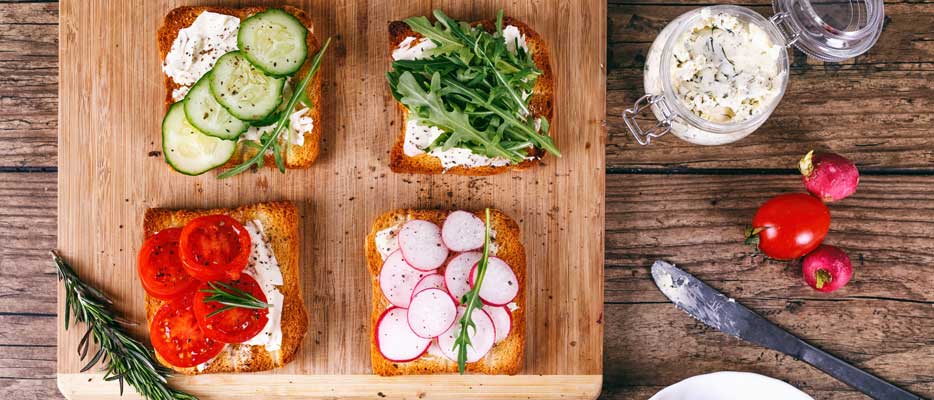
[210,51,284,121]
[238,9,308,76]
[162,102,236,176]
[184,73,248,139]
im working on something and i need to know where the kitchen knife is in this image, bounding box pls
[650,260,923,400]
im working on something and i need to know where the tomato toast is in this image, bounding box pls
[365,209,527,375]
[141,201,308,374]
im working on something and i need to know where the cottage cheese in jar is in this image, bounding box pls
[639,6,789,145]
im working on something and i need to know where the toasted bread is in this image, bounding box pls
[157,6,324,169]
[365,209,527,375]
[387,17,554,175]
[142,201,308,374]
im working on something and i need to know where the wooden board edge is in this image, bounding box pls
[57,373,603,399]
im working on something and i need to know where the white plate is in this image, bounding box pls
[649,371,813,400]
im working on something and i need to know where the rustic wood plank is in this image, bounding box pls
[604,174,934,399]
[606,2,934,170]
[0,172,56,314]
[0,344,55,379]
[0,378,60,400]
[606,174,934,303]
[0,2,57,168]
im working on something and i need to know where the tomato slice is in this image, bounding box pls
[137,228,198,300]
[150,296,224,368]
[193,275,270,344]
[179,215,251,281]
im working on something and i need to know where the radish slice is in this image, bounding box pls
[380,250,435,308]
[445,252,482,303]
[407,288,457,338]
[484,305,512,343]
[469,257,519,306]
[437,307,496,363]
[398,220,449,271]
[375,307,431,362]
[412,273,446,298]
[441,211,486,252]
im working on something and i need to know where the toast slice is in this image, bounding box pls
[387,17,555,175]
[157,6,324,169]
[365,209,527,375]
[143,201,308,374]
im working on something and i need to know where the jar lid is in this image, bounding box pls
[771,0,884,61]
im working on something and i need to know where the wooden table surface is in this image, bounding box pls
[1,1,931,399]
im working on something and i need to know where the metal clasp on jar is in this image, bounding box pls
[769,12,801,47]
[623,94,674,145]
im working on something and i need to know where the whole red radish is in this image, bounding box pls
[802,245,853,292]
[799,150,859,202]
[745,193,830,260]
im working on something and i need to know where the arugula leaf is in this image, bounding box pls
[433,10,531,117]
[440,76,560,156]
[453,208,493,374]
[403,15,464,56]
[387,9,561,160]
[396,71,524,162]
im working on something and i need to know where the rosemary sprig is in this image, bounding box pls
[452,208,493,374]
[53,250,197,400]
[199,281,271,318]
[218,37,332,179]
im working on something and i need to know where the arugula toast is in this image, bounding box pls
[387,15,555,175]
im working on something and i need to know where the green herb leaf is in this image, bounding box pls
[403,16,464,55]
[53,250,198,400]
[200,281,271,318]
[218,37,332,179]
[396,72,525,162]
[387,10,561,161]
[452,208,493,374]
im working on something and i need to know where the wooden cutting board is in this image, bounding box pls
[56,1,606,399]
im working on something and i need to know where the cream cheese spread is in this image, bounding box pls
[240,107,313,147]
[240,220,284,352]
[501,25,529,55]
[669,10,782,123]
[392,37,438,61]
[402,118,516,170]
[163,11,240,99]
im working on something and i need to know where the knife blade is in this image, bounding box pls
[651,260,923,400]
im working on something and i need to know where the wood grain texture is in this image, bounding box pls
[56,0,604,399]
[1,0,932,398]
[0,2,57,168]
[58,374,603,399]
[606,0,934,170]
[6,170,934,400]
[604,174,934,399]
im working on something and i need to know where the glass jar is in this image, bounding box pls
[624,0,884,146]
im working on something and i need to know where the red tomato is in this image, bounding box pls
[192,275,270,344]
[149,296,224,368]
[749,193,831,260]
[179,215,251,281]
[137,228,198,300]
